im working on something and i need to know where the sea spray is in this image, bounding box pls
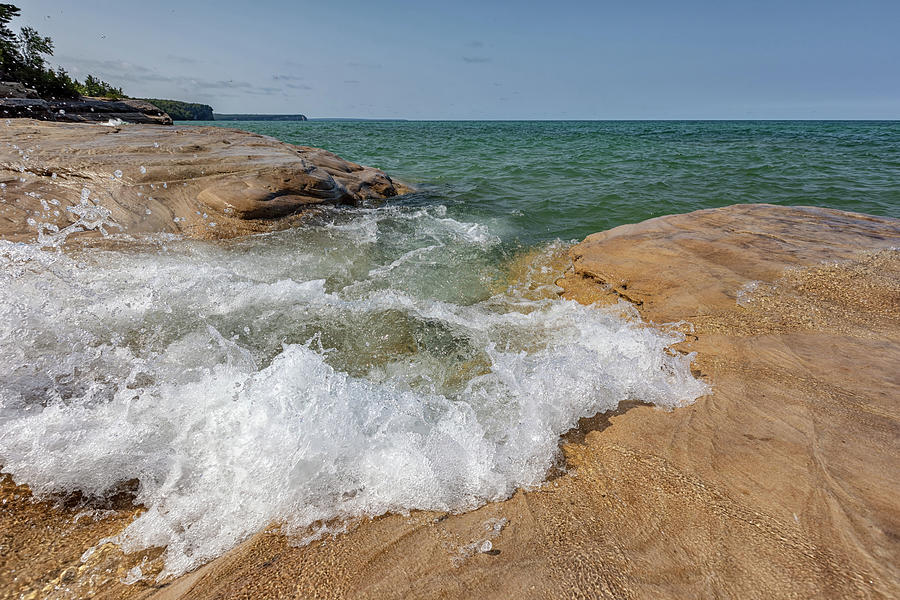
[0,203,708,579]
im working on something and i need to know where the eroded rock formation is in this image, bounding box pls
[0,119,408,244]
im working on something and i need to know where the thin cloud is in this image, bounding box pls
[273,74,305,82]
[166,54,201,65]
[348,61,382,69]
[273,75,312,89]
[57,56,285,96]
[57,57,156,77]
[462,56,491,64]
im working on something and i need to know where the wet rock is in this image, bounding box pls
[0,119,409,244]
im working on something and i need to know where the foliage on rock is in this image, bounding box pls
[141,98,215,120]
[0,3,124,99]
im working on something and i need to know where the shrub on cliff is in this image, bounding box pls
[75,74,124,99]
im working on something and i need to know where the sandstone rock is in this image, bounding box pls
[0,119,408,244]
[560,203,900,320]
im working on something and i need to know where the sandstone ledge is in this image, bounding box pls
[0,97,173,125]
[0,119,408,245]
[1,205,899,599]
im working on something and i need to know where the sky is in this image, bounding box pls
[16,0,900,119]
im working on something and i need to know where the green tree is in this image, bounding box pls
[1,3,128,100]
[76,74,124,99]
[17,26,52,70]
[0,3,22,76]
[141,99,214,120]
[0,3,84,98]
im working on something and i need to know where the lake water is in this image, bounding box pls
[200,120,900,243]
[1,120,896,579]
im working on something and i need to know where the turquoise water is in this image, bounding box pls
[193,120,900,244]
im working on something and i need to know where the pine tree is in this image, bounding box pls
[0,3,22,78]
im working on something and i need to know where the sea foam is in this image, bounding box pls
[0,203,707,579]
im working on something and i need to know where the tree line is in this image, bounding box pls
[1,3,123,98]
[139,99,214,121]
[2,4,217,120]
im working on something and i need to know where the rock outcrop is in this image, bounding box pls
[0,81,40,99]
[0,119,408,245]
[0,97,172,125]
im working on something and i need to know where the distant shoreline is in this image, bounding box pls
[199,117,894,123]
[213,113,307,121]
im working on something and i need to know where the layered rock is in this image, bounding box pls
[0,81,40,99]
[0,97,172,125]
[0,119,408,244]
[1,205,898,599]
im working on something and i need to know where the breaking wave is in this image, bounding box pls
[0,203,707,579]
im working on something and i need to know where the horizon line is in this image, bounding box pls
[195,117,900,122]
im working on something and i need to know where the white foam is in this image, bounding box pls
[736,280,761,307]
[0,204,707,579]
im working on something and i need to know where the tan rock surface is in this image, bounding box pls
[0,120,407,245]
[2,204,899,599]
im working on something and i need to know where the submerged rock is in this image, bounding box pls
[0,119,408,244]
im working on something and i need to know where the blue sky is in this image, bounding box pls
[17,0,900,119]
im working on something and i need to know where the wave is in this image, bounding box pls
[0,203,707,579]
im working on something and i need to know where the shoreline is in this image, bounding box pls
[1,122,899,599]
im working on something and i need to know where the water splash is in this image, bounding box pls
[32,187,122,248]
[0,203,708,579]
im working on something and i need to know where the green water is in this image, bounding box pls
[192,120,900,243]
[2,120,897,578]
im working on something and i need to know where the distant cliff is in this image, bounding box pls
[214,113,307,121]
[142,99,214,121]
